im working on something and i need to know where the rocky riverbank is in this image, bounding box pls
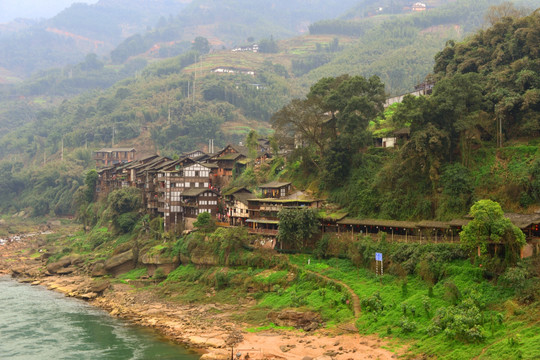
[0,236,402,360]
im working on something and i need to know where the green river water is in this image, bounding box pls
[0,276,200,360]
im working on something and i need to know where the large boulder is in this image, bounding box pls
[91,262,107,277]
[104,249,136,275]
[56,266,76,275]
[267,310,322,332]
[46,257,73,274]
[189,253,219,266]
[139,252,179,276]
[199,351,229,360]
[87,279,110,294]
[139,252,179,266]
[46,255,84,275]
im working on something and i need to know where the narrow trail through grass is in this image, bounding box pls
[290,263,362,317]
[306,269,362,317]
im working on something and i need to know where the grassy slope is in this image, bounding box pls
[34,213,540,360]
[289,254,539,360]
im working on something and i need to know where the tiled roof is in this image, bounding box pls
[259,181,291,189]
[95,147,135,152]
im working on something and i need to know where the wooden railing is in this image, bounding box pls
[325,232,461,243]
[248,228,278,236]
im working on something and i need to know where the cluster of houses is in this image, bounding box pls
[94,142,283,233]
[211,67,256,76]
[94,145,540,256]
[231,44,259,52]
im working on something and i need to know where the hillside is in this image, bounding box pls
[0,0,190,79]
[0,0,361,81]
[302,0,537,95]
[0,2,538,219]
[277,7,540,221]
[0,0,521,150]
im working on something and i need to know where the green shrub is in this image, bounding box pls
[214,271,231,290]
[422,296,431,317]
[88,227,112,249]
[360,292,384,313]
[115,212,139,234]
[313,234,330,259]
[399,317,417,333]
[153,267,166,282]
[193,212,216,233]
[444,281,461,305]
[149,216,163,236]
[428,296,487,343]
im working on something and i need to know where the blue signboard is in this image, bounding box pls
[375,252,383,261]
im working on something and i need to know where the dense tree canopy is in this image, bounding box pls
[460,200,526,263]
[272,74,386,186]
[277,207,319,250]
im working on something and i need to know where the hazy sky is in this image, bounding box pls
[0,0,99,23]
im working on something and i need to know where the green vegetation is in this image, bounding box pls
[0,6,538,358]
[460,200,526,263]
[288,244,539,359]
[118,268,148,281]
[23,181,538,360]
[276,8,540,221]
[277,207,319,250]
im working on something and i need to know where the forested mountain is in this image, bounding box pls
[0,0,189,79]
[302,0,537,95]
[277,7,539,221]
[0,1,538,218]
[0,0,362,81]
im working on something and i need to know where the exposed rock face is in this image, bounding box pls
[188,335,226,348]
[46,255,83,275]
[268,310,322,331]
[199,351,229,360]
[91,262,107,277]
[87,280,110,294]
[104,249,136,276]
[139,252,179,276]
[189,253,219,266]
[56,266,76,275]
[46,257,72,273]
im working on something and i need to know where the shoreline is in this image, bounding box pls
[0,236,402,360]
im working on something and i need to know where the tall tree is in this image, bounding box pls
[192,36,210,54]
[277,207,319,250]
[271,97,331,157]
[460,200,526,264]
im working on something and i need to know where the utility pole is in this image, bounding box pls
[193,72,196,105]
[499,116,503,148]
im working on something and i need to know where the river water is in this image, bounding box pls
[0,276,200,360]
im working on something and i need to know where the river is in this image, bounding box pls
[0,276,200,360]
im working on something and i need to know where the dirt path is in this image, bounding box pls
[305,269,362,317]
[289,264,362,317]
